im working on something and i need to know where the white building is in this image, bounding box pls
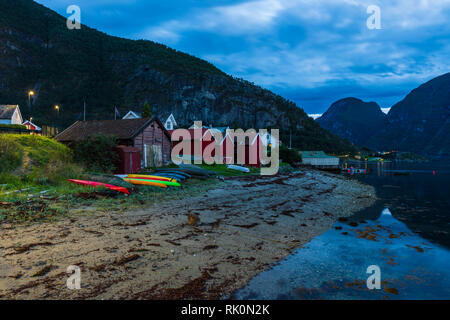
[300,151,339,167]
[0,105,23,125]
[164,114,177,130]
[122,111,141,120]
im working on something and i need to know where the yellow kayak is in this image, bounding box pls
[124,178,168,188]
[127,174,177,182]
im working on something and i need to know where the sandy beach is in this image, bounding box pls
[0,170,376,299]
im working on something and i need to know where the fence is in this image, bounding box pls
[41,126,59,137]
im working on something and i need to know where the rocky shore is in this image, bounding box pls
[0,170,376,299]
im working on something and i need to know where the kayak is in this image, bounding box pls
[227,164,250,173]
[156,169,208,178]
[124,178,180,187]
[126,174,177,182]
[67,179,130,195]
[123,178,168,188]
[154,171,191,178]
[125,174,177,183]
[150,172,187,180]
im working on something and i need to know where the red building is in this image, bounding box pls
[55,117,171,167]
[22,120,42,133]
[170,128,265,167]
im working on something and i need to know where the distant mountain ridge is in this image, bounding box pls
[317,73,450,158]
[0,0,355,153]
[317,98,386,148]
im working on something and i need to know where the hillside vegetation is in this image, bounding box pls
[0,134,81,187]
[0,0,355,154]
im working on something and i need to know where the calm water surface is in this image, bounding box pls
[234,161,450,299]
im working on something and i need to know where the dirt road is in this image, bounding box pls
[0,170,376,299]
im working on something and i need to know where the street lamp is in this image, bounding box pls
[55,105,60,117]
[28,91,34,108]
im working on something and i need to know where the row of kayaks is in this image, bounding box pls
[67,165,216,195]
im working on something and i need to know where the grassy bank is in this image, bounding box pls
[0,134,83,189]
[0,135,292,224]
[0,134,224,224]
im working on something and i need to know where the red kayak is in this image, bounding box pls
[67,179,130,195]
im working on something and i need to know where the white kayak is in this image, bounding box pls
[227,165,250,173]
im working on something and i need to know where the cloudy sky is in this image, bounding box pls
[37,0,450,114]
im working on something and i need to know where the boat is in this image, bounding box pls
[150,173,186,180]
[124,177,181,187]
[123,178,168,188]
[67,179,130,194]
[152,171,190,179]
[227,164,250,173]
[126,174,177,182]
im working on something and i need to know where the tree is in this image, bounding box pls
[142,101,152,118]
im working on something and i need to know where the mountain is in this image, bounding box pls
[316,73,450,158]
[0,0,355,154]
[316,98,386,148]
[378,73,450,158]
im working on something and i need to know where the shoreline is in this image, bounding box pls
[0,170,376,299]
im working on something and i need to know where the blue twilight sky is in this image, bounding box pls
[36,0,450,114]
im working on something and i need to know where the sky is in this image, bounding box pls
[36,0,450,115]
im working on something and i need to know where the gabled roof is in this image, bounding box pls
[122,111,141,119]
[55,117,170,142]
[0,105,19,119]
[165,114,177,125]
[22,120,42,131]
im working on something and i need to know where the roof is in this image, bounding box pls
[55,117,171,142]
[122,111,141,119]
[300,151,338,159]
[22,120,42,131]
[0,105,19,119]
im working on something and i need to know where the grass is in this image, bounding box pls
[0,136,289,224]
[143,163,261,176]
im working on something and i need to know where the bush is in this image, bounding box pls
[0,124,27,130]
[279,145,302,166]
[74,135,119,173]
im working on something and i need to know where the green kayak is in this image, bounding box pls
[124,178,181,187]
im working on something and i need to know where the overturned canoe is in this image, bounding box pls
[126,174,177,182]
[123,178,168,188]
[67,179,130,195]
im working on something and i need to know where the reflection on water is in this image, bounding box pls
[347,161,450,248]
[234,208,450,300]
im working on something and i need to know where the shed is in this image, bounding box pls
[300,151,340,168]
[0,105,23,125]
[55,117,172,167]
[114,146,141,174]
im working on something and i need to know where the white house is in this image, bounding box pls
[300,151,340,168]
[122,111,141,120]
[0,105,23,125]
[164,114,177,130]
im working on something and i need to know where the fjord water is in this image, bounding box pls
[234,162,450,299]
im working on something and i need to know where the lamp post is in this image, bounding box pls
[55,105,60,117]
[28,91,34,109]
